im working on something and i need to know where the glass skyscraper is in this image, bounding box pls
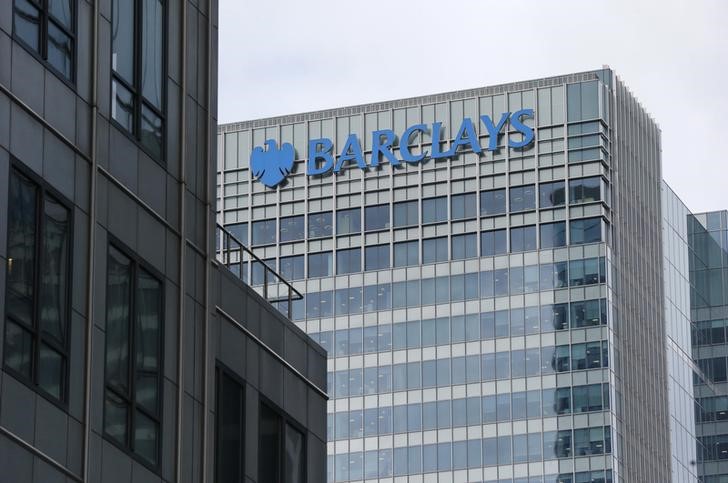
[216,68,727,483]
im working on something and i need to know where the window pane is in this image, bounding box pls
[6,171,38,325]
[47,21,73,80]
[422,197,447,224]
[141,0,163,108]
[422,237,447,264]
[336,248,360,275]
[14,0,41,51]
[337,208,361,235]
[259,404,281,482]
[541,222,566,249]
[112,80,134,132]
[104,391,128,445]
[511,226,537,252]
[308,212,332,238]
[393,200,418,227]
[279,255,304,281]
[106,247,132,392]
[308,252,332,278]
[451,193,476,220]
[4,320,34,378]
[570,218,603,244]
[134,410,159,465]
[39,196,70,342]
[216,373,243,483]
[481,229,507,256]
[394,240,417,267]
[252,219,276,245]
[539,181,566,208]
[49,0,72,28]
[284,423,305,483]
[365,205,390,231]
[38,343,64,399]
[365,244,389,271]
[480,189,506,216]
[280,215,304,242]
[135,270,161,413]
[510,185,536,212]
[141,105,164,160]
[111,0,134,82]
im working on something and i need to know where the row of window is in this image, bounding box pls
[326,342,609,399]
[692,318,728,347]
[216,369,306,483]
[242,178,603,246]
[329,383,609,440]
[328,428,612,481]
[239,228,604,290]
[12,0,167,160]
[697,434,728,462]
[695,396,728,423]
[309,299,607,358]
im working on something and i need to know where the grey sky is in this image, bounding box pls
[218,0,728,213]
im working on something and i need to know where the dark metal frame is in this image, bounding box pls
[258,395,308,483]
[2,161,74,408]
[11,0,77,85]
[214,363,246,483]
[102,237,165,473]
[109,0,167,164]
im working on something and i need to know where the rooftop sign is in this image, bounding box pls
[250,109,534,188]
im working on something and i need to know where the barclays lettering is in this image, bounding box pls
[250,109,534,188]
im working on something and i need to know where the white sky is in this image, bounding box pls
[218,0,728,213]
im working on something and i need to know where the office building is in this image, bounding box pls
[217,68,727,482]
[0,0,327,482]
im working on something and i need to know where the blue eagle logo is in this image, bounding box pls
[250,139,295,188]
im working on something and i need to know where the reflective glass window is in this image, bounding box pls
[365,204,390,231]
[279,215,304,242]
[308,211,333,238]
[336,208,361,235]
[510,185,536,212]
[422,196,448,224]
[480,188,506,216]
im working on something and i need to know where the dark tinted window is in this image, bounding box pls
[112,0,165,159]
[511,226,537,252]
[215,371,245,483]
[481,229,507,256]
[422,237,448,264]
[337,208,361,235]
[569,177,602,204]
[252,219,276,245]
[422,197,448,224]
[4,169,71,401]
[308,252,333,278]
[279,255,305,281]
[451,193,477,220]
[14,0,75,80]
[308,212,332,238]
[279,215,304,242]
[365,205,390,231]
[480,189,506,216]
[452,233,477,260]
[570,218,603,244]
[104,245,163,466]
[540,222,567,248]
[509,185,536,212]
[539,181,566,208]
[393,200,418,227]
[337,248,361,275]
[365,244,390,271]
[394,240,418,267]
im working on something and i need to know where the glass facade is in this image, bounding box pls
[215,69,723,482]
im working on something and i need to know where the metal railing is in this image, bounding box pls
[215,223,303,320]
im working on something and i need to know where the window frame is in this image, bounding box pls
[3,162,74,407]
[109,0,168,163]
[102,238,165,471]
[12,0,77,84]
[258,396,308,483]
[215,363,246,483]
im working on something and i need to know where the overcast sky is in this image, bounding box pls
[218,0,728,213]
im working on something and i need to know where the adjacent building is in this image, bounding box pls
[217,68,727,482]
[0,0,327,482]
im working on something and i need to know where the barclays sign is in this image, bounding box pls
[250,109,534,188]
